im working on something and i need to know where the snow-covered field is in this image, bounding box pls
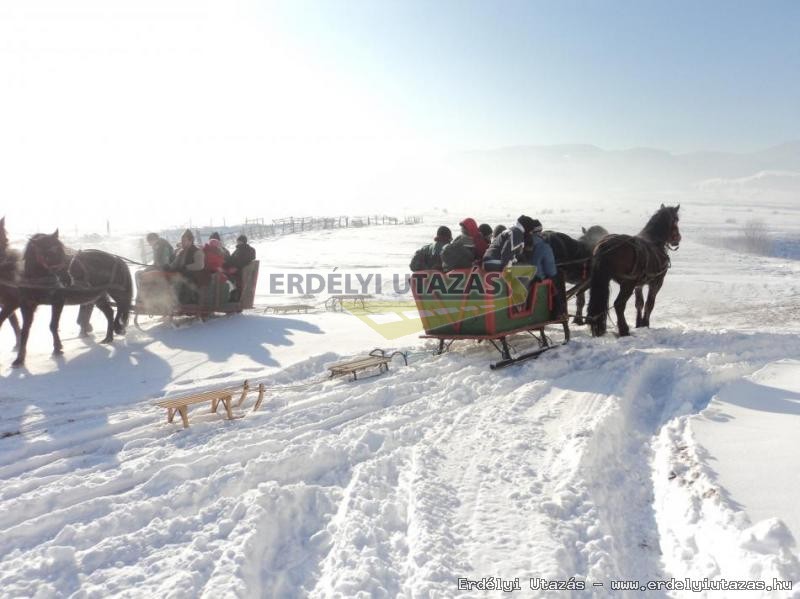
[1,199,800,598]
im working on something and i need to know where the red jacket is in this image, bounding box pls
[204,240,226,272]
[460,218,489,259]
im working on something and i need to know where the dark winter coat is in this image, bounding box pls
[459,218,489,258]
[441,236,477,271]
[482,225,526,271]
[227,243,256,270]
[409,241,447,271]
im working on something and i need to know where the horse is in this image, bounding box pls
[586,204,681,337]
[543,225,609,325]
[0,230,133,367]
[0,217,22,348]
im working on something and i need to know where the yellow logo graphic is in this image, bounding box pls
[345,265,536,340]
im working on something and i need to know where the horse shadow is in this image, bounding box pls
[140,313,324,368]
[0,335,173,474]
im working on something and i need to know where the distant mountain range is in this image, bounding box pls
[446,142,800,198]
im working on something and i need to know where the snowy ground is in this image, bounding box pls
[1,199,800,598]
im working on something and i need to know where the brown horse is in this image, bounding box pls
[587,204,681,337]
[0,217,22,348]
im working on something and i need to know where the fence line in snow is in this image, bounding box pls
[144,215,422,262]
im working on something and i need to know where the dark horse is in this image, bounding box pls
[587,204,681,337]
[0,217,22,348]
[0,230,133,367]
[543,225,609,325]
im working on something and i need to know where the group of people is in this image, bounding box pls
[410,215,563,314]
[411,215,557,277]
[141,229,256,303]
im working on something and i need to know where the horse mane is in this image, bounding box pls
[640,206,678,244]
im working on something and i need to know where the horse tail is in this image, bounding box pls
[587,246,612,337]
[113,258,133,334]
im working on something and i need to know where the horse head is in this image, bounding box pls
[579,225,610,248]
[665,204,681,248]
[645,204,681,249]
[24,230,68,277]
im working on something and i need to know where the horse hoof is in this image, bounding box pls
[53,349,64,355]
[11,360,24,368]
[572,317,584,326]
[101,338,113,344]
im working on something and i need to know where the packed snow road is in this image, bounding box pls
[1,204,800,598]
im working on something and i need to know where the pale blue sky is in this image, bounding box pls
[1,0,798,231]
[270,0,800,152]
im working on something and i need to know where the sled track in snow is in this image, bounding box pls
[2,328,800,596]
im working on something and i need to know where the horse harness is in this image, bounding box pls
[595,234,672,285]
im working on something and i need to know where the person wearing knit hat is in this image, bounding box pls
[492,224,507,240]
[164,228,206,302]
[528,219,566,318]
[410,226,452,271]
[224,234,257,300]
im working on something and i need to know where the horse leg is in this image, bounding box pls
[96,298,115,344]
[12,303,35,368]
[614,282,635,337]
[50,301,65,355]
[0,305,21,350]
[78,304,94,336]
[635,286,645,328]
[573,290,585,325]
[642,278,663,328]
[9,312,20,350]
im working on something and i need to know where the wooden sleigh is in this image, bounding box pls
[411,268,570,369]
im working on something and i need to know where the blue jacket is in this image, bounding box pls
[530,235,557,279]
